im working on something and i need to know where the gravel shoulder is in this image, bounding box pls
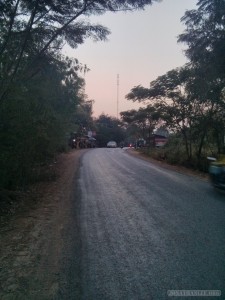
[126,148,210,181]
[0,149,87,300]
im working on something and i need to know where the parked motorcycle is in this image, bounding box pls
[208,156,225,189]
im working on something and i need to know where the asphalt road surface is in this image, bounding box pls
[75,148,225,300]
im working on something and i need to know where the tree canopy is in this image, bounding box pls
[0,0,158,101]
[125,0,225,167]
[178,0,225,80]
[0,0,159,190]
[95,114,126,147]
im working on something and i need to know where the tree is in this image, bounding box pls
[126,65,221,161]
[120,104,161,143]
[178,0,225,81]
[0,0,159,191]
[0,54,86,189]
[126,67,194,158]
[95,114,126,147]
[178,0,225,156]
[0,0,158,102]
[124,0,225,168]
[73,99,95,136]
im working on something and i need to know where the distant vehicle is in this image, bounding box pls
[107,141,117,148]
[208,156,225,189]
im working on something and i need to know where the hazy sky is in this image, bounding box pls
[64,0,197,118]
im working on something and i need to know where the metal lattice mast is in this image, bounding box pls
[117,74,119,119]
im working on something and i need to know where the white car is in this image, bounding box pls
[107,141,117,148]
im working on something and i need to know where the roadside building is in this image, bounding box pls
[150,134,168,147]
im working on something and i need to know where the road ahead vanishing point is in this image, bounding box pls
[68,148,225,299]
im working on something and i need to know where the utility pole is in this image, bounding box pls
[117,74,119,119]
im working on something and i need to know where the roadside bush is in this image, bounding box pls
[0,95,66,190]
[151,138,213,172]
[141,147,166,161]
[162,137,188,165]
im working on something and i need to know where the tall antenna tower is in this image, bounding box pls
[117,74,119,119]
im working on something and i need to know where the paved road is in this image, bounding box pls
[77,148,225,300]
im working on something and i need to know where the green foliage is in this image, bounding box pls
[0,0,159,192]
[163,135,188,165]
[126,63,225,168]
[0,0,157,102]
[0,55,84,190]
[95,114,126,147]
[123,0,225,172]
[120,104,162,142]
[178,0,225,80]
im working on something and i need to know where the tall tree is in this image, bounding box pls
[0,0,159,190]
[178,0,225,156]
[95,114,125,147]
[120,104,161,142]
[0,0,158,102]
[0,54,85,189]
[178,0,225,80]
[126,66,211,160]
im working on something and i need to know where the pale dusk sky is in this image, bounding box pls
[64,0,197,118]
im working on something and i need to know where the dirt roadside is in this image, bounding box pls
[0,149,87,300]
[126,148,210,181]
